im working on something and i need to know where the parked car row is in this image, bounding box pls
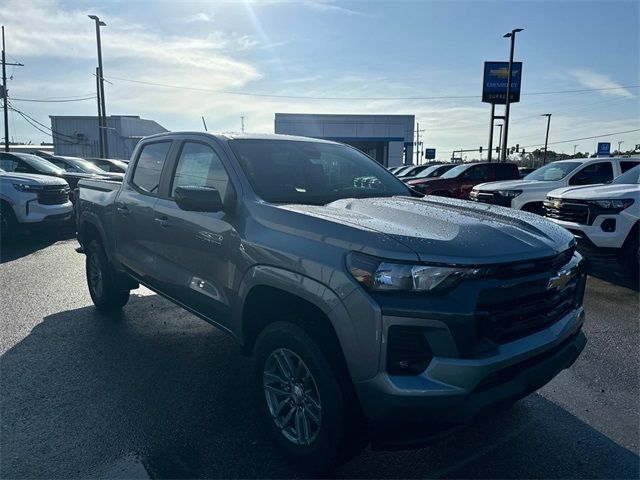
[0,151,128,242]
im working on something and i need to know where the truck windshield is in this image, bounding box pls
[229,140,410,205]
[524,162,581,181]
[611,165,640,185]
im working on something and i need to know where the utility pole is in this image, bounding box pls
[501,28,523,162]
[618,140,624,154]
[95,67,102,155]
[1,26,24,152]
[414,122,424,165]
[241,116,245,133]
[487,104,495,162]
[573,144,579,157]
[89,15,108,158]
[202,116,208,131]
[541,113,552,165]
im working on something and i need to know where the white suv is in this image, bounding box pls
[470,157,639,214]
[0,169,73,241]
[544,166,639,274]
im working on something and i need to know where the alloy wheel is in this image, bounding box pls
[263,348,322,446]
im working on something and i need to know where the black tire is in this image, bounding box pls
[85,239,130,312]
[0,202,18,244]
[522,202,544,216]
[620,234,640,279]
[253,321,367,474]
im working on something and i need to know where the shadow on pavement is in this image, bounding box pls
[0,227,76,264]
[1,294,638,479]
[586,261,639,292]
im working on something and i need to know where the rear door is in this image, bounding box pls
[458,164,489,198]
[114,140,174,283]
[151,138,241,328]
[568,161,614,186]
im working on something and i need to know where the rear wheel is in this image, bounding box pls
[0,202,18,243]
[86,239,130,312]
[253,321,366,474]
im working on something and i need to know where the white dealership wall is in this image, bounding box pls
[274,113,415,167]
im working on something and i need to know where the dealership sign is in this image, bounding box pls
[482,61,523,104]
[425,148,436,160]
[597,142,611,157]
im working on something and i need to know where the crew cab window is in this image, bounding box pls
[462,164,489,180]
[171,142,229,199]
[621,161,639,173]
[131,142,171,194]
[569,162,613,186]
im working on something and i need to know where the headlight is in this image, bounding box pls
[347,252,482,293]
[588,199,634,210]
[496,189,522,198]
[13,183,42,192]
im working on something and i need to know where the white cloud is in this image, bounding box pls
[183,12,213,23]
[569,69,634,98]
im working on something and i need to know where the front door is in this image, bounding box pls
[152,140,240,328]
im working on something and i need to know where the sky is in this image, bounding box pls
[0,0,638,157]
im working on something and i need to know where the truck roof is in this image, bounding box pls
[140,131,340,145]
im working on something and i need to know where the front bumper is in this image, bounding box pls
[546,215,631,250]
[469,190,513,207]
[354,306,586,449]
[15,199,74,226]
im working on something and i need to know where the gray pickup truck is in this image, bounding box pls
[77,132,587,473]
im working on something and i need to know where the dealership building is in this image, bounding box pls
[49,115,168,160]
[274,113,414,167]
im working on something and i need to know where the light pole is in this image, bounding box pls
[618,141,624,154]
[541,113,552,165]
[89,15,108,158]
[501,28,523,162]
[573,144,579,157]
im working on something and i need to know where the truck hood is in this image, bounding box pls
[548,183,640,200]
[474,179,557,191]
[0,172,69,186]
[280,196,574,264]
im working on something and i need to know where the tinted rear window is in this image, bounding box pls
[131,142,172,194]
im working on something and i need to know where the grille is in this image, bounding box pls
[485,248,575,280]
[544,199,590,225]
[470,191,511,207]
[477,272,583,344]
[38,185,69,205]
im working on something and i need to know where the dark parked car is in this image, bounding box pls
[85,158,128,173]
[397,164,432,178]
[402,163,455,182]
[38,155,123,180]
[77,132,586,473]
[406,162,519,199]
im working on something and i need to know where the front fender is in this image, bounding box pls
[235,265,380,382]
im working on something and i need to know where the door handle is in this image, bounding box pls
[154,216,171,228]
[115,203,130,216]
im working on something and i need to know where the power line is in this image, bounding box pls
[10,95,97,103]
[441,128,640,154]
[9,103,82,142]
[105,75,640,101]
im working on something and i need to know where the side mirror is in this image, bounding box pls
[174,186,223,212]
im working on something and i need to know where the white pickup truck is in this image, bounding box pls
[544,165,639,275]
[470,157,639,214]
[0,169,73,241]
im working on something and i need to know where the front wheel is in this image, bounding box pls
[86,239,130,312]
[253,321,366,474]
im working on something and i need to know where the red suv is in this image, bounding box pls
[406,162,519,199]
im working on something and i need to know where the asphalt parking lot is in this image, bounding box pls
[1,232,638,479]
